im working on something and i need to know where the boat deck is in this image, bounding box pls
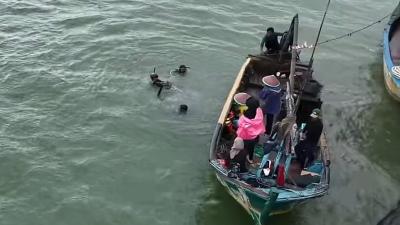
[213,54,328,191]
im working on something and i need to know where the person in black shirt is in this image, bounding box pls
[295,108,323,168]
[303,109,323,146]
[260,27,284,54]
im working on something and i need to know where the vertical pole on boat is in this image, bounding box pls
[259,188,279,225]
[309,0,331,68]
[279,17,295,63]
[288,15,298,116]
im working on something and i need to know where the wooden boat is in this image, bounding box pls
[209,15,330,225]
[383,3,400,101]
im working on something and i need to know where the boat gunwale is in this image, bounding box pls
[383,56,400,100]
[217,57,252,124]
[384,24,400,80]
[209,58,251,161]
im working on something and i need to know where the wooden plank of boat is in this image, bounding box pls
[218,58,251,124]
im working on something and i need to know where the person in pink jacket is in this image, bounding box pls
[236,96,265,162]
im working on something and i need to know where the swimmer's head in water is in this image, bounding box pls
[178,65,187,73]
[179,104,188,113]
[150,74,159,81]
[174,65,189,74]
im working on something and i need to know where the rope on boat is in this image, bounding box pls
[317,13,392,46]
[293,0,331,113]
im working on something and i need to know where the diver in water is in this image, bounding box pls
[149,65,188,98]
[150,69,172,97]
[170,65,190,75]
[150,73,171,88]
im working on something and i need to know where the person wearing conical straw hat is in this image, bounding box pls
[259,75,282,135]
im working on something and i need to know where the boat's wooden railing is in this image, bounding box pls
[210,58,251,160]
[217,57,251,124]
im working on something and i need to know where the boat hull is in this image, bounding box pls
[215,173,305,225]
[383,25,400,101]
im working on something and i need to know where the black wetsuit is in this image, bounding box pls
[295,118,323,168]
[260,32,283,53]
[303,118,323,147]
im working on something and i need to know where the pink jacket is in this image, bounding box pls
[236,108,265,140]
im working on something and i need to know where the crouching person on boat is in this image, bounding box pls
[295,108,323,168]
[259,75,282,135]
[236,97,265,163]
[229,137,249,173]
[260,27,284,54]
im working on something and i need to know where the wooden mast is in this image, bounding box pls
[287,14,298,117]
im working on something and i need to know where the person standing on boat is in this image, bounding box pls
[229,137,249,173]
[236,97,265,163]
[259,75,282,135]
[295,108,323,168]
[260,27,284,54]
